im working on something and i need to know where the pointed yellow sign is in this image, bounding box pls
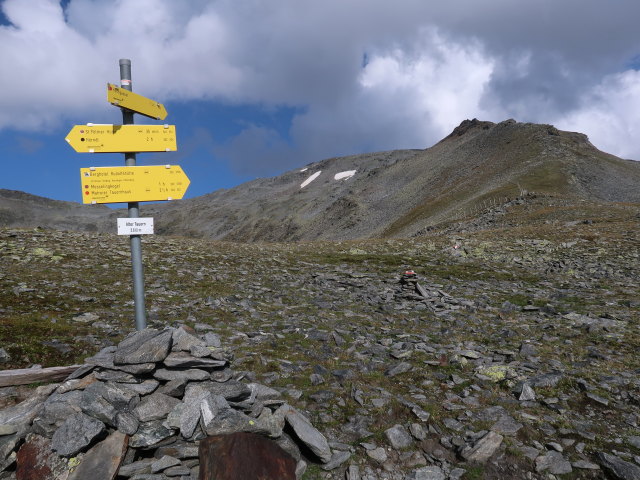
[107,83,168,120]
[66,124,177,153]
[80,165,190,204]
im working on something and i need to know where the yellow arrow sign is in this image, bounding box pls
[80,165,190,204]
[107,83,168,120]
[66,124,177,153]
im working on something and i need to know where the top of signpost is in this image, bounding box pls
[107,83,168,120]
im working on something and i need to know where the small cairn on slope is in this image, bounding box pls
[0,327,346,479]
[397,270,469,315]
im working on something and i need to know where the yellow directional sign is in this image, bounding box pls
[80,165,190,204]
[66,124,177,153]
[107,83,168,120]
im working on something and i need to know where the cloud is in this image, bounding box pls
[219,27,495,167]
[356,27,495,142]
[213,124,296,177]
[1,0,640,171]
[555,69,640,160]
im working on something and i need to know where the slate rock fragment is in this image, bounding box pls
[198,432,296,480]
[67,430,127,480]
[202,380,252,402]
[114,329,173,365]
[386,362,412,377]
[405,465,446,480]
[535,450,572,475]
[171,326,206,352]
[16,434,68,480]
[282,404,332,463]
[116,458,153,477]
[460,431,503,463]
[129,420,175,449]
[385,424,413,449]
[595,452,640,480]
[133,392,180,422]
[153,368,210,382]
[116,411,139,435]
[51,412,106,457]
[151,454,180,473]
[162,352,226,369]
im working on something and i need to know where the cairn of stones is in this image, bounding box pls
[0,327,345,479]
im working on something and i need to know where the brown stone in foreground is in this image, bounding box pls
[16,434,67,480]
[199,432,296,480]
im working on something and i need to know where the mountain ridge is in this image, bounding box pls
[2,118,639,241]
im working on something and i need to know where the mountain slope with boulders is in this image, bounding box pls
[0,212,638,478]
[2,119,640,241]
[144,118,640,242]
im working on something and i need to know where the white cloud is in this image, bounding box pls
[357,27,495,140]
[1,0,640,168]
[556,70,640,160]
[0,0,240,130]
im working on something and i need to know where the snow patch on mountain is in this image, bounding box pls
[335,170,356,180]
[300,171,321,188]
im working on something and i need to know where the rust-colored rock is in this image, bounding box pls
[199,432,296,480]
[16,434,68,480]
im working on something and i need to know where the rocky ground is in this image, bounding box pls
[0,200,638,479]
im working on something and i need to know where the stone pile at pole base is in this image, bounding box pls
[0,326,347,479]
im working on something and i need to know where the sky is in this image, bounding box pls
[1,0,640,204]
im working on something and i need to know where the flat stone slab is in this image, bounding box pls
[595,452,640,480]
[162,352,226,369]
[153,368,210,382]
[129,420,175,449]
[16,434,68,480]
[68,431,128,480]
[406,466,446,480]
[282,404,332,463]
[461,431,503,463]
[114,329,173,365]
[171,327,206,352]
[535,451,572,475]
[0,384,58,428]
[198,432,296,480]
[51,412,106,457]
[134,392,180,422]
[385,424,413,449]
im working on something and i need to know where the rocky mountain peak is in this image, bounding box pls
[442,118,495,140]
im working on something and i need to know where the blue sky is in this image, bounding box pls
[1,0,640,204]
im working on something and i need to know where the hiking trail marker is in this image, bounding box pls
[80,165,190,204]
[66,59,189,331]
[65,124,177,153]
[117,218,154,235]
[107,83,168,120]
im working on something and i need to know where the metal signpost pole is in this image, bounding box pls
[119,58,147,330]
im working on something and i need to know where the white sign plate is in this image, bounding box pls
[117,217,154,235]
